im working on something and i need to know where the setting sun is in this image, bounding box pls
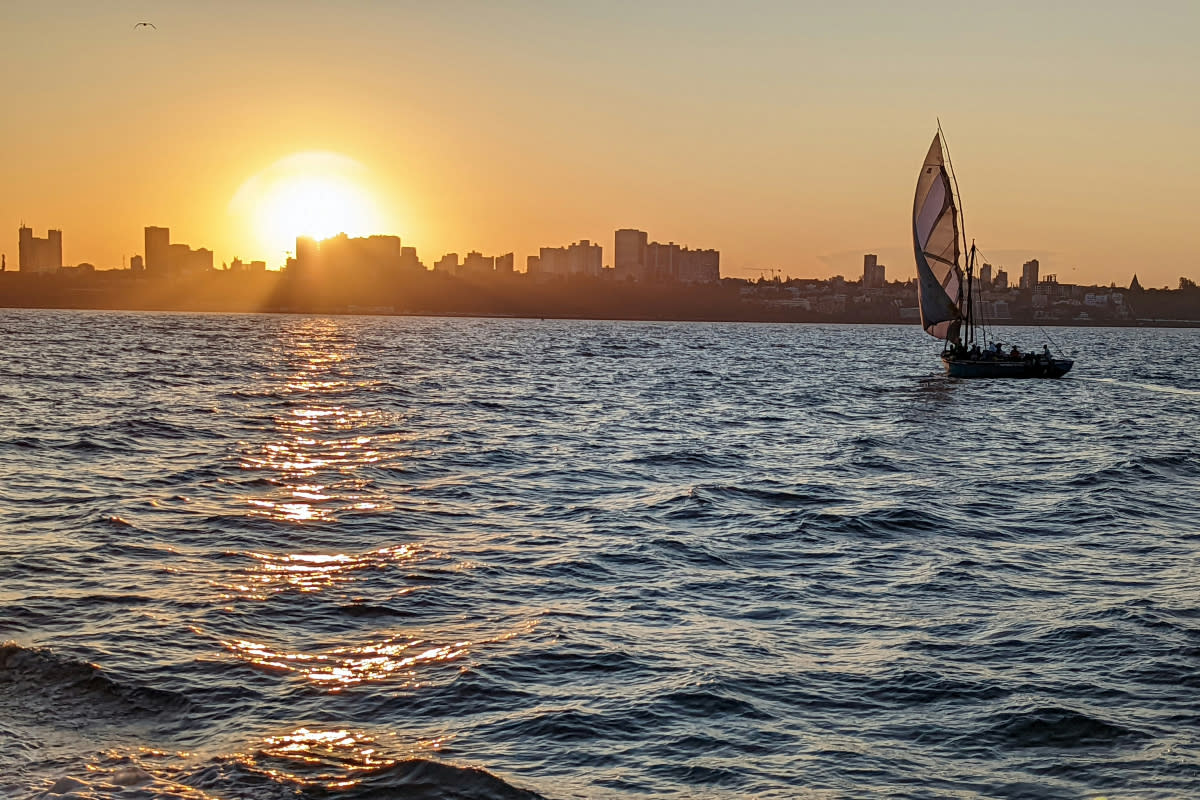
[229,152,384,266]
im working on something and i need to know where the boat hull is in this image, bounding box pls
[942,355,1073,379]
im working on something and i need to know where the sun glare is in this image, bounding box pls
[230,152,385,266]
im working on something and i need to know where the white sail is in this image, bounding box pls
[912,132,964,342]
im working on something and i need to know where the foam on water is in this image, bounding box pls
[2,311,1199,799]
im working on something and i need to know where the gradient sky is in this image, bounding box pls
[2,0,1197,286]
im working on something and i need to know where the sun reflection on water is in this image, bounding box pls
[236,318,409,523]
[220,626,528,691]
[215,545,421,600]
[229,727,455,791]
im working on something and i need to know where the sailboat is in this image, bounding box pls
[912,129,1074,378]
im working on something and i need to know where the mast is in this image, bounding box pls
[937,121,968,264]
[965,242,976,344]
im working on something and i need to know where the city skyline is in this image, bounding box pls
[2,1,1197,287]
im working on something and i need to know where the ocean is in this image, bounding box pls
[1,309,1198,799]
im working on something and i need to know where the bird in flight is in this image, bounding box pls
[133,21,156,30]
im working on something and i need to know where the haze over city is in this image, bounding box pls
[3,0,1197,287]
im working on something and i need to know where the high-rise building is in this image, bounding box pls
[295,236,320,273]
[144,226,170,276]
[538,246,567,276]
[18,226,63,273]
[862,253,885,289]
[130,255,144,273]
[1021,259,1039,290]
[994,269,1009,290]
[143,227,212,276]
[980,262,992,288]
[291,233,423,277]
[615,228,719,283]
[399,246,424,272]
[681,249,720,283]
[535,240,602,278]
[566,240,601,277]
[462,251,495,274]
[614,228,648,281]
[434,253,459,274]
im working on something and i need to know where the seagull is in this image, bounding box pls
[133,21,156,30]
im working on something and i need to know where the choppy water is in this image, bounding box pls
[1,310,1199,799]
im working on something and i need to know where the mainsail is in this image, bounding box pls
[912,133,964,342]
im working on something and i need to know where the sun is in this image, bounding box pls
[230,152,385,266]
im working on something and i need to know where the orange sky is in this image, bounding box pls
[2,1,1197,286]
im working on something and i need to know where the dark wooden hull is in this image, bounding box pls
[942,355,1073,379]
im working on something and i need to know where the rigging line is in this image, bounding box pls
[937,121,968,262]
[971,248,997,345]
[1037,324,1068,356]
[971,243,1062,352]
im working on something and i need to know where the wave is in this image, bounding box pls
[968,704,1149,750]
[0,642,191,720]
[626,450,742,470]
[1067,451,1200,487]
[16,738,545,800]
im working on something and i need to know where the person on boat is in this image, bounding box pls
[1010,345,1021,359]
[969,343,981,359]
[1042,344,1052,361]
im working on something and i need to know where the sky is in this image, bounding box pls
[1,0,1197,286]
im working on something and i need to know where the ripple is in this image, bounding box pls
[2,313,1199,798]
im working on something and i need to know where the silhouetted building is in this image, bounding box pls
[230,258,266,272]
[434,253,459,274]
[862,253,885,289]
[18,226,63,273]
[535,246,566,277]
[1129,274,1143,291]
[495,252,514,273]
[144,226,170,276]
[168,242,213,275]
[994,268,1009,290]
[1021,259,1039,290]
[399,246,424,272]
[130,255,144,273]
[295,236,320,273]
[141,226,213,277]
[678,248,719,283]
[979,262,992,288]
[614,228,648,281]
[462,251,495,275]
[616,228,719,283]
[568,241,600,277]
[293,233,421,278]
[532,240,602,278]
[646,242,679,281]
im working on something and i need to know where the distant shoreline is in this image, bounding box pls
[3,270,1197,328]
[4,302,1199,329]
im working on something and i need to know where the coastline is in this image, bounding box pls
[2,270,1196,328]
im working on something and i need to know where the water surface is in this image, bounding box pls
[1,311,1198,799]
